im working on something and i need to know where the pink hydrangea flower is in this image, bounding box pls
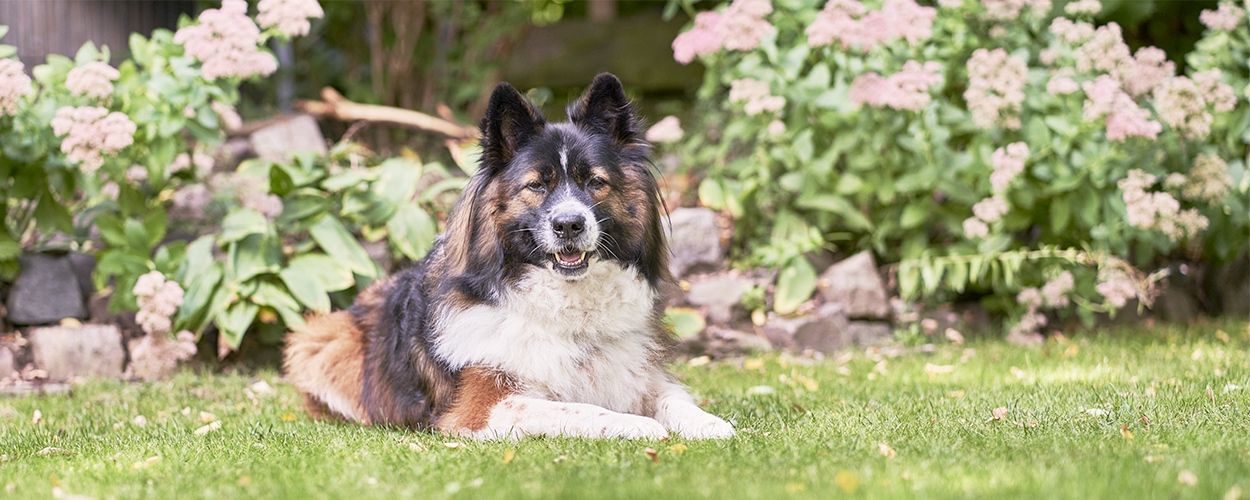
[127,330,197,380]
[133,271,185,336]
[938,0,964,7]
[1040,271,1074,307]
[645,116,684,143]
[962,217,989,238]
[1049,18,1095,44]
[1082,76,1161,141]
[807,0,935,51]
[719,0,776,51]
[1074,22,1132,79]
[169,152,215,176]
[768,120,787,136]
[0,58,32,116]
[174,0,278,81]
[1017,287,1043,309]
[211,100,243,130]
[1118,169,1208,241]
[1182,154,1232,205]
[50,106,137,174]
[1193,69,1237,112]
[849,60,942,111]
[1064,0,1101,15]
[65,61,120,100]
[1047,75,1080,95]
[1123,47,1174,96]
[990,142,1029,191]
[982,0,1052,21]
[672,12,724,64]
[126,165,149,183]
[1152,76,1212,139]
[972,196,1009,223]
[1200,2,1245,31]
[257,0,324,37]
[1096,273,1136,308]
[1039,49,1059,66]
[964,48,1027,130]
[729,78,785,115]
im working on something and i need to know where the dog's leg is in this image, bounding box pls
[652,383,735,439]
[460,395,670,440]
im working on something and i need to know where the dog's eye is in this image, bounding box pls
[588,177,607,189]
[526,181,546,192]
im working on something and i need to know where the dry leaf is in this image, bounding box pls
[878,442,896,458]
[688,356,711,367]
[1119,425,1134,441]
[925,363,955,375]
[644,447,659,463]
[1224,485,1243,500]
[1145,386,1156,397]
[181,407,192,416]
[784,483,806,492]
[113,422,124,430]
[409,442,427,452]
[36,447,74,456]
[502,449,515,463]
[31,409,42,425]
[948,390,965,398]
[835,471,858,494]
[743,359,765,371]
[59,318,82,328]
[669,444,687,454]
[794,374,819,391]
[1062,344,1079,357]
[1216,330,1230,344]
[443,442,464,449]
[194,421,222,436]
[108,453,122,462]
[133,456,160,469]
[1178,470,1198,486]
[1010,367,1027,379]
[238,476,252,487]
[553,455,568,463]
[132,416,147,427]
[199,411,217,423]
[991,407,1008,421]
[944,328,965,344]
[1144,455,1164,463]
[746,386,775,395]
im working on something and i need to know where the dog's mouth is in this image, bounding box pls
[550,248,591,276]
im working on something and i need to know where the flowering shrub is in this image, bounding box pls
[672,0,1249,330]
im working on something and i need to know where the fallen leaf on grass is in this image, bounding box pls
[688,356,710,367]
[132,416,147,427]
[409,442,427,452]
[669,444,687,454]
[991,407,1008,421]
[238,476,252,487]
[925,363,955,376]
[199,411,217,423]
[194,421,222,436]
[746,386,775,396]
[1144,455,1164,463]
[113,422,124,430]
[1062,344,1079,358]
[1082,407,1108,417]
[878,442,896,458]
[1224,485,1243,500]
[948,390,965,398]
[108,453,122,462]
[1216,330,1230,344]
[744,359,765,371]
[553,455,568,463]
[644,447,658,463]
[945,328,964,344]
[133,456,160,469]
[502,449,514,463]
[835,471,858,493]
[32,410,42,425]
[281,413,297,422]
[1120,425,1134,440]
[784,483,806,492]
[36,447,74,456]
[1178,470,1198,486]
[443,442,464,449]
[1010,367,1027,379]
[794,374,819,391]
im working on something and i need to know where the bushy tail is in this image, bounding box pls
[283,311,370,424]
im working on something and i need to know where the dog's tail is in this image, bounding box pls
[283,310,370,424]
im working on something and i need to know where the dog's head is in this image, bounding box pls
[443,74,668,300]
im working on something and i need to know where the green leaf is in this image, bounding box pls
[796,194,874,231]
[663,307,706,340]
[144,207,168,248]
[0,228,19,262]
[232,234,280,283]
[95,214,127,248]
[93,251,150,291]
[285,253,354,292]
[153,241,187,275]
[220,209,270,243]
[215,301,259,349]
[900,203,929,229]
[321,169,378,191]
[124,218,152,256]
[34,192,74,234]
[1051,196,1072,233]
[178,236,217,284]
[698,178,726,210]
[309,216,378,277]
[276,192,331,225]
[279,267,331,313]
[251,281,302,313]
[417,178,468,204]
[175,266,222,331]
[773,258,816,315]
[374,158,424,204]
[387,203,437,261]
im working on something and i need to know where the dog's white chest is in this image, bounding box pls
[434,261,663,412]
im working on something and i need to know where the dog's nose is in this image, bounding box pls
[551,214,585,239]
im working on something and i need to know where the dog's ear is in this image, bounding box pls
[479,82,546,173]
[568,73,639,146]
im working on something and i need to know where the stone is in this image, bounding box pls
[665,208,722,277]
[6,253,87,325]
[761,304,850,353]
[28,325,125,380]
[1155,287,1200,323]
[686,275,754,324]
[249,114,327,162]
[68,252,96,305]
[817,251,890,319]
[847,321,893,347]
[680,326,772,357]
[0,346,14,377]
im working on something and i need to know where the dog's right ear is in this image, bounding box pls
[479,83,546,174]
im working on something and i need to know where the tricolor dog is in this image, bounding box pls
[283,74,735,440]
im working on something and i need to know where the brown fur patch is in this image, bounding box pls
[436,366,518,434]
[283,311,369,424]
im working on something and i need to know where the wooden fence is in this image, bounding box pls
[0,0,194,65]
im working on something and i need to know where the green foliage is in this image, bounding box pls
[675,0,1249,329]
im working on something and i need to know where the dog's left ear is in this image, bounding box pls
[568,73,639,146]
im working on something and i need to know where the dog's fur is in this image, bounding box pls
[283,74,734,440]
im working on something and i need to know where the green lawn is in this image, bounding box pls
[2,319,1248,499]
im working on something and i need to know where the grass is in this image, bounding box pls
[1,319,1248,499]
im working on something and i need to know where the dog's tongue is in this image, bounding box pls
[558,251,582,264]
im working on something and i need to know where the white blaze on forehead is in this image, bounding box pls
[559,146,569,174]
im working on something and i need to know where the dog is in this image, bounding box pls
[283,74,735,440]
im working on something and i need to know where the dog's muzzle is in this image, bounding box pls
[541,199,599,278]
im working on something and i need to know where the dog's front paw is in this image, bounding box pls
[672,413,735,440]
[594,413,669,440]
